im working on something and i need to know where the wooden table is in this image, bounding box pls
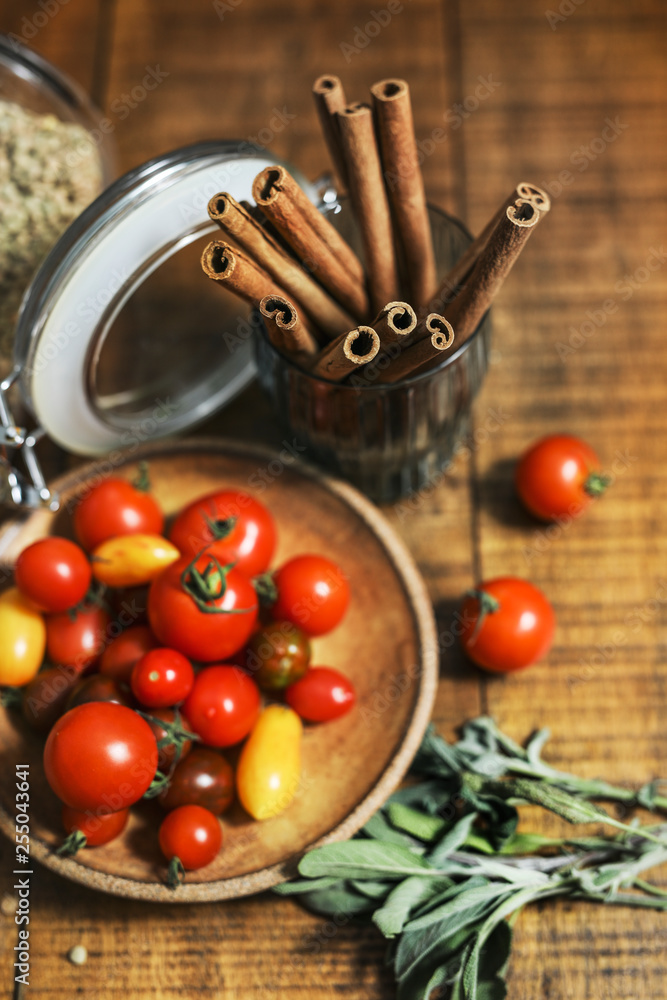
[1,1,666,996]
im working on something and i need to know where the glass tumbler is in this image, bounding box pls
[255,201,491,504]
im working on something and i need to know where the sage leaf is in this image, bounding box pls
[273,876,341,896]
[427,813,478,866]
[388,802,447,842]
[298,842,433,881]
[373,875,452,938]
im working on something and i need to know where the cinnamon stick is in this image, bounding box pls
[312,75,349,190]
[336,103,400,313]
[208,193,353,339]
[310,326,380,382]
[371,301,417,345]
[444,198,541,343]
[252,165,369,321]
[259,294,319,360]
[370,79,436,307]
[427,183,550,313]
[374,317,455,384]
[201,241,286,307]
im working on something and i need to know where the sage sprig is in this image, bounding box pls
[276,718,667,999]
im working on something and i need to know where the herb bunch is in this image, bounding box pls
[276,717,667,1000]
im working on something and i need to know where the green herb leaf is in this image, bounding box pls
[388,802,447,842]
[298,842,433,881]
[373,875,452,938]
[427,813,478,867]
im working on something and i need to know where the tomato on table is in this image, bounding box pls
[60,805,129,854]
[183,666,260,747]
[73,478,163,552]
[148,553,257,663]
[159,747,234,815]
[459,577,556,673]
[159,804,222,875]
[15,537,91,613]
[0,588,46,687]
[99,625,157,683]
[131,648,194,708]
[271,555,350,637]
[43,702,158,811]
[169,489,276,578]
[516,435,608,521]
[45,603,111,672]
[286,667,356,723]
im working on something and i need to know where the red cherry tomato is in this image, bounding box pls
[73,478,163,552]
[459,577,556,673]
[286,667,356,722]
[158,804,222,871]
[131,648,194,708]
[183,665,260,747]
[159,747,234,815]
[43,702,158,811]
[272,555,350,637]
[99,625,157,683]
[46,604,111,672]
[516,435,608,522]
[148,554,258,663]
[169,489,276,578]
[15,537,91,613]
[61,805,129,848]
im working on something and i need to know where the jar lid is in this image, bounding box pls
[13,141,319,458]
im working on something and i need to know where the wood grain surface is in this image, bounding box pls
[1,0,666,997]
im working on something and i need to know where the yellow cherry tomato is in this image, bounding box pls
[0,588,46,687]
[236,705,302,820]
[91,534,180,588]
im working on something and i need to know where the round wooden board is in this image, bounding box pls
[0,438,438,902]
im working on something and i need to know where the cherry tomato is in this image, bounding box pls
[22,665,80,732]
[61,805,129,848]
[0,588,46,687]
[159,747,234,815]
[65,674,132,711]
[91,534,180,588]
[73,478,163,552]
[169,489,276,578]
[236,705,302,820]
[245,620,310,691]
[286,667,356,722]
[148,554,258,663]
[272,555,350,637]
[145,708,195,773]
[99,625,157,683]
[45,604,111,672]
[15,538,91,613]
[44,702,158,811]
[183,665,260,748]
[516,435,608,522]
[131,648,194,709]
[459,577,556,673]
[158,804,222,871]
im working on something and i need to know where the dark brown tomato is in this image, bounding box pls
[65,674,133,711]
[21,665,81,733]
[245,620,311,692]
[159,746,234,816]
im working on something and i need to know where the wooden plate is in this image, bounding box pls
[0,438,437,902]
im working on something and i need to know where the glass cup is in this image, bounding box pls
[254,201,491,504]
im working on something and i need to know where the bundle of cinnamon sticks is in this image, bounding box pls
[201,75,550,385]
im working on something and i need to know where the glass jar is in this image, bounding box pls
[0,34,115,377]
[254,202,491,504]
